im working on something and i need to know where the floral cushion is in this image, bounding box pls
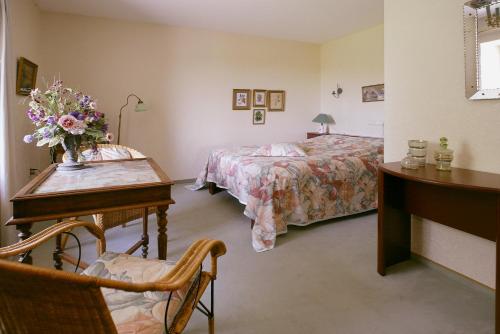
[250,143,307,157]
[82,252,200,334]
[80,147,132,161]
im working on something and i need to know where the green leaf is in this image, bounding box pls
[36,138,50,147]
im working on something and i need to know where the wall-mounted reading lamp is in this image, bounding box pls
[331,84,343,98]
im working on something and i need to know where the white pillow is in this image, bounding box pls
[80,146,132,161]
[251,143,307,157]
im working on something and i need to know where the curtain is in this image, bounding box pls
[0,0,12,247]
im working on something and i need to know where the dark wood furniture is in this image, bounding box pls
[378,162,500,333]
[306,132,329,139]
[7,158,174,264]
[0,219,226,334]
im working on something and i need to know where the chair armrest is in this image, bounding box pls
[93,239,226,293]
[0,220,106,259]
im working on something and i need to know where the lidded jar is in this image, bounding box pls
[434,137,454,171]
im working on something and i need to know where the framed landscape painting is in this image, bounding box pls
[16,57,38,96]
[233,89,251,110]
[268,90,285,111]
[253,89,267,107]
[362,84,384,102]
[253,109,266,125]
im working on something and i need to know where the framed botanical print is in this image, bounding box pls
[253,89,267,107]
[362,84,384,102]
[16,57,38,96]
[268,90,285,111]
[232,89,251,110]
[253,109,266,125]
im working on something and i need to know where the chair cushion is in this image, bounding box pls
[82,252,200,334]
[81,146,132,161]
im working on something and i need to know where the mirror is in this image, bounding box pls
[464,0,500,100]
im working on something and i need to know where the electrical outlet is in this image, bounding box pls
[29,168,39,176]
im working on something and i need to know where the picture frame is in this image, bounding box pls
[362,84,384,102]
[253,108,266,125]
[253,89,267,107]
[16,57,38,96]
[232,89,251,110]
[268,90,285,111]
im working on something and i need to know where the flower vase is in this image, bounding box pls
[58,135,85,171]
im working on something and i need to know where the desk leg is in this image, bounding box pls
[16,224,32,264]
[377,171,411,275]
[156,205,169,260]
[142,208,149,259]
[496,198,500,334]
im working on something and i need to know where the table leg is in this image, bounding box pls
[142,208,149,259]
[53,234,63,270]
[156,205,169,260]
[52,219,63,270]
[16,223,32,264]
[377,171,411,275]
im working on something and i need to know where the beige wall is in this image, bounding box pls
[2,0,48,245]
[38,12,321,180]
[385,0,500,288]
[321,25,384,137]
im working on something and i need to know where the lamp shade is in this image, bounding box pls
[312,113,335,124]
[134,101,148,112]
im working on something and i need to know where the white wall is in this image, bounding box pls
[321,25,384,137]
[2,0,48,245]
[38,12,321,180]
[385,0,500,288]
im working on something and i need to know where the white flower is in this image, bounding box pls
[105,132,114,142]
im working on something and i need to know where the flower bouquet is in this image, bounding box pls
[23,80,112,170]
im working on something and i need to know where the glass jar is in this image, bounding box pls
[434,137,454,171]
[401,151,419,170]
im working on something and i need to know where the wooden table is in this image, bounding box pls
[378,162,500,333]
[7,158,174,264]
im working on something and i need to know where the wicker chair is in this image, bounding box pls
[61,144,154,266]
[0,220,226,334]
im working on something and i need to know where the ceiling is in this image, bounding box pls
[33,0,384,44]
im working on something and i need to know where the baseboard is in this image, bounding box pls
[411,253,494,292]
[174,178,196,184]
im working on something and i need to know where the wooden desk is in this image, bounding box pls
[377,162,500,332]
[7,158,174,263]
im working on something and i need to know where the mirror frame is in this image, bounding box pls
[464,0,500,100]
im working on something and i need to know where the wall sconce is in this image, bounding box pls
[331,84,343,98]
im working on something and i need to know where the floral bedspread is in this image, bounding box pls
[190,134,384,252]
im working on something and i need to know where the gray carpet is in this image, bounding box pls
[31,184,494,334]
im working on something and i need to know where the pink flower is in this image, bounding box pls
[58,115,87,135]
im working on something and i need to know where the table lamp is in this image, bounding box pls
[312,113,335,134]
[117,93,147,144]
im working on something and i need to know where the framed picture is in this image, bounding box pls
[362,84,384,102]
[16,57,38,96]
[232,89,251,110]
[253,89,267,107]
[253,108,266,125]
[268,90,285,111]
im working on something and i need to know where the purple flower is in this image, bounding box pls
[27,108,44,122]
[47,116,57,125]
[23,135,33,143]
[43,129,51,139]
[102,123,109,132]
[69,111,85,121]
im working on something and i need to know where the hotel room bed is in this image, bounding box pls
[190,134,384,252]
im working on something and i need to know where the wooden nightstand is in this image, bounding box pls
[307,132,328,139]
